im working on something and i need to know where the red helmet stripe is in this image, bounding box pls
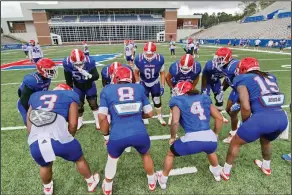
[114,62,118,69]
[184,54,190,66]
[147,42,152,52]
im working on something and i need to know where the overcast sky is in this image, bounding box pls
[1,1,243,18]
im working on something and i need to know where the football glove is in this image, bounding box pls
[215,91,224,103]
[160,87,165,96]
[202,89,208,95]
[230,103,241,112]
[77,68,92,80]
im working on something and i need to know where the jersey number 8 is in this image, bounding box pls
[118,87,134,101]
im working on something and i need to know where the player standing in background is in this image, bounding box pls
[254,38,261,50]
[82,41,90,56]
[183,38,195,56]
[27,83,100,195]
[134,42,166,126]
[169,39,176,58]
[221,57,288,180]
[212,47,241,143]
[63,49,100,130]
[166,54,201,125]
[28,40,43,63]
[22,43,29,58]
[279,39,286,52]
[98,67,157,195]
[157,81,224,190]
[124,40,134,67]
[101,61,134,87]
[130,40,137,57]
[267,40,273,51]
[17,58,57,126]
[194,39,200,58]
[215,39,220,45]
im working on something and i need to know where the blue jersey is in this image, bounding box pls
[169,94,212,133]
[169,60,201,86]
[18,72,51,97]
[203,59,239,87]
[101,64,133,85]
[134,54,165,84]
[233,73,284,113]
[63,56,96,83]
[99,83,151,140]
[29,90,80,121]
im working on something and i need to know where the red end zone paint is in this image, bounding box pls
[1,59,63,70]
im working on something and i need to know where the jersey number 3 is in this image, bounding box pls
[37,94,58,111]
[191,101,207,120]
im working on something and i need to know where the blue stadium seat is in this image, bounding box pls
[278,12,292,18]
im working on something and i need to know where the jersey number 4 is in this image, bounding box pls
[191,101,207,120]
[118,87,134,101]
[37,94,58,111]
[254,76,279,95]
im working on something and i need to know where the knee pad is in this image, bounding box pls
[213,93,223,107]
[153,96,161,108]
[87,96,98,111]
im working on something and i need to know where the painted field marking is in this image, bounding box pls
[1,105,290,131]
[281,65,291,69]
[157,166,198,177]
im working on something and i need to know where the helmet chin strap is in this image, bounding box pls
[144,53,156,62]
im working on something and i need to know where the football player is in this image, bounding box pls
[82,41,90,56]
[169,39,176,58]
[101,61,134,87]
[17,58,57,126]
[166,54,201,125]
[157,81,224,190]
[183,38,195,56]
[63,49,100,130]
[130,40,137,57]
[22,42,29,58]
[27,83,100,195]
[124,40,134,67]
[202,47,240,143]
[28,40,43,63]
[134,42,166,125]
[220,57,288,180]
[98,67,157,195]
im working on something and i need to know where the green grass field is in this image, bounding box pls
[1,44,291,195]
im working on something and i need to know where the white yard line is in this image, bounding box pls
[202,45,291,55]
[159,166,198,176]
[1,105,290,131]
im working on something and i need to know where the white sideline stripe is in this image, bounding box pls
[202,45,291,55]
[1,69,290,86]
[1,105,290,131]
[158,166,198,176]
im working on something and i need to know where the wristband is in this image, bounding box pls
[103,135,109,141]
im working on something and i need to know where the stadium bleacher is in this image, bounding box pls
[114,15,138,21]
[1,34,21,45]
[195,2,291,39]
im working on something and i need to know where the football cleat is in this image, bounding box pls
[157,172,167,190]
[143,119,149,125]
[87,173,100,192]
[157,115,166,126]
[209,165,222,182]
[43,181,53,195]
[148,174,158,191]
[125,147,131,153]
[254,160,271,176]
[77,117,84,130]
[102,179,112,195]
[281,153,291,162]
[220,170,230,181]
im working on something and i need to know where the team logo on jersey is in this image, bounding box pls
[1,53,122,71]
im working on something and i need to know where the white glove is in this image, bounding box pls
[215,91,224,103]
[77,68,92,80]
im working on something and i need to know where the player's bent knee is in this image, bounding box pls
[153,96,161,108]
[170,145,180,157]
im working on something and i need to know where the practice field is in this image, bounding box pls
[1,44,291,194]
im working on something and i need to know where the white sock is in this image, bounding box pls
[223,162,232,174]
[43,181,53,188]
[230,129,237,136]
[147,174,155,184]
[262,159,271,170]
[209,165,222,176]
[93,110,100,128]
[85,175,94,184]
[104,180,113,190]
[155,107,162,116]
[160,173,168,183]
[105,155,119,179]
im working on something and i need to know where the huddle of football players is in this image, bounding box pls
[18,41,289,195]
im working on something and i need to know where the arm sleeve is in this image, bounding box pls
[169,97,180,109]
[88,67,99,82]
[20,85,34,111]
[64,70,73,88]
[98,89,109,115]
